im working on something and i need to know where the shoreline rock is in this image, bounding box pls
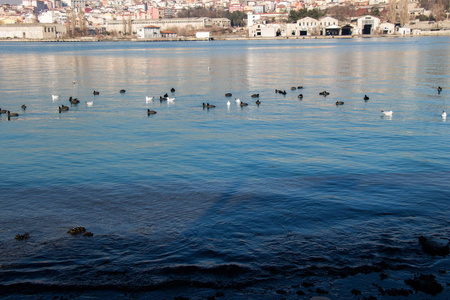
[419,236,450,256]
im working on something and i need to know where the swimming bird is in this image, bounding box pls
[291,87,296,91]
[160,96,167,101]
[319,91,330,96]
[298,94,303,99]
[7,111,18,120]
[335,101,344,105]
[364,95,369,101]
[240,101,248,107]
[58,105,69,113]
[147,109,157,115]
[146,96,154,102]
[298,86,303,89]
[251,94,259,98]
[438,86,442,94]
[381,110,393,116]
[52,95,60,101]
[256,99,261,105]
[225,93,232,97]
[69,97,80,104]
[170,88,175,92]
[120,89,126,93]
[202,103,215,108]
[0,108,7,114]
[442,111,447,119]
[93,91,100,95]
[72,81,76,85]
[21,104,26,110]
[86,101,93,107]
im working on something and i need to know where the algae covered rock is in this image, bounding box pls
[67,227,86,235]
[15,233,30,241]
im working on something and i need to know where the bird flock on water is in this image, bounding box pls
[0,85,447,121]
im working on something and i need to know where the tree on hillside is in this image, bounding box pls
[420,0,449,10]
[387,0,397,23]
[370,7,381,16]
[177,7,219,18]
[287,8,326,23]
[327,4,357,22]
[399,0,409,25]
[431,0,445,23]
[225,11,246,27]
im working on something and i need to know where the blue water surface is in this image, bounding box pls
[0,37,449,299]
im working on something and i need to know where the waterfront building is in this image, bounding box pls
[136,25,161,38]
[398,26,411,35]
[319,16,340,35]
[106,17,229,34]
[0,23,66,39]
[295,16,320,35]
[379,21,395,34]
[356,15,380,34]
[161,30,177,38]
[248,23,284,37]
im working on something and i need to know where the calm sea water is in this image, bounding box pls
[0,37,449,299]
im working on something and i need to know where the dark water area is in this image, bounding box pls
[0,38,449,299]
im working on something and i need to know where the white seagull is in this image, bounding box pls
[146,96,154,103]
[227,101,231,107]
[86,101,94,107]
[52,95,60,101]
[167,97,175,102]
[381,110,393,117]
[235,98,241,104]
[442,111,447,119]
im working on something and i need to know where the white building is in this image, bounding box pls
[0,23,66,39]
[38,10,65,24]
[398,26,411,35]
[319,16,340,35]
[319,16,338,27]
[247,12,261,27]
[195,31,210,39]
[287,16,340,36]
[356,15,381,34]
[248,23,283,37]
[379,22,395,34]
[136,25,161,39]
[295,16,320,35]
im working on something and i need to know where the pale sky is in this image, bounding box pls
[1,0,22,4]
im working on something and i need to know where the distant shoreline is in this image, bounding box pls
[0,31,449,42]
